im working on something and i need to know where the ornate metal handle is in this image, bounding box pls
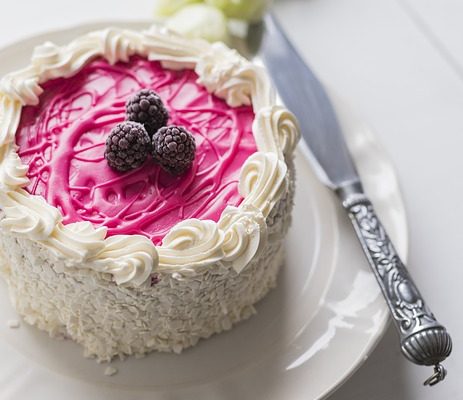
[337,182,452,386]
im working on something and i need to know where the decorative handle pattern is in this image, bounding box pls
[337,187,452,386]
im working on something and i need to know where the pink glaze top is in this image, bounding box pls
[16,57,257,245]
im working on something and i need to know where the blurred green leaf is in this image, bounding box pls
[205,0,269,22]
[153,0,204,17]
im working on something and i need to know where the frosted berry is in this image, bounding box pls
[104,122,151,172]
[126,89,169,136]
[152,125,196,175]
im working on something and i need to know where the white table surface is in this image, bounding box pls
[0,0,461,399]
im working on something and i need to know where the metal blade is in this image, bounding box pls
[259,14,359,188]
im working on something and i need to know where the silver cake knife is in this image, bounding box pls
[254,14,452,386]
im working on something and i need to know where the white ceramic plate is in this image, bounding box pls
[0,22,408,400]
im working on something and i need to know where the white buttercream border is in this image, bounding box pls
[0,26,300,286]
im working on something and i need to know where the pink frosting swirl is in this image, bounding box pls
[16,57,257,245]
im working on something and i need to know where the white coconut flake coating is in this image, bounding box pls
[0,164,294,360]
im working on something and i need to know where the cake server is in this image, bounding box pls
[256,14,452,386]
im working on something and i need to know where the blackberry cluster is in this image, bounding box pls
[104,122,151,172]
[126,89,169,136]
[104,89,196,175]
[152,126,196,175]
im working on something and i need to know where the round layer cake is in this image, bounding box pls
[0,26,299,361]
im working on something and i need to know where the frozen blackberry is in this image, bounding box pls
[152,125,196,175]
[104,122,151,172]
[126,89,169,136]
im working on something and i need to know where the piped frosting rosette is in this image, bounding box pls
[0,26,300,286]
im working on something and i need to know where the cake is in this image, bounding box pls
[0,26,299,361]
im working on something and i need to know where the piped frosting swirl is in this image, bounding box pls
[0,26,300,286]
